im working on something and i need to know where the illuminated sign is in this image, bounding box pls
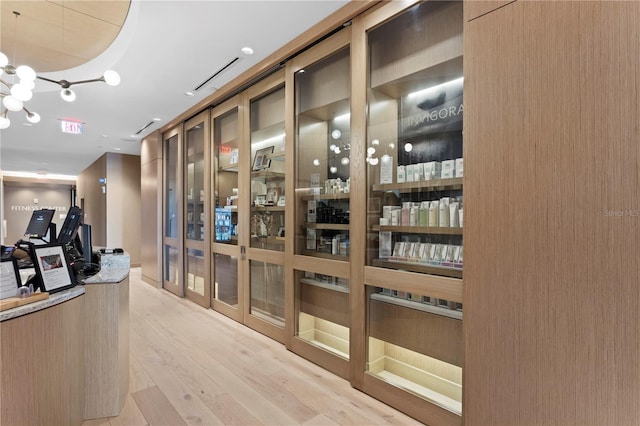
[60,120,83,134]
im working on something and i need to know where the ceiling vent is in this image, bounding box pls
[194,57,240,91]
[134,120,155,136]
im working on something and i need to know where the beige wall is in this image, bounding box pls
[77,153,141,266]
[2,180,74,244]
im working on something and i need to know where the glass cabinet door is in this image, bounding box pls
[289,30,352,378]
[364,1,464,418]
[184,112,210,307]
[211,98,242,319]
[246,75,287,338]
[163,128,182,296]
[294,47,351,260]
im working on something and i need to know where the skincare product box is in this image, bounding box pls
[307,200,317,223]
[397,166,406,183]
[379,232,393,258]
[442,159,455,171]
[406,164,414,182]
[441,168,455,179]
[380,155,393,184]
[455,158,464,178]
[414,164,424,181]
[423,161,442,180]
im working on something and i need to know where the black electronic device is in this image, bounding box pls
[57,206,83,245]
[24,209,56,240]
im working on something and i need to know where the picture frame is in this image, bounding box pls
[277,195,286,207]
[252,146,274,171]
[255,195,266,206]
[265,187,280,205]
[31,243,76,293]
[1,258,21,300]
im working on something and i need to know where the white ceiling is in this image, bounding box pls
[0,0,349,177]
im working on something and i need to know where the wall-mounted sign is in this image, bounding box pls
[60,120,83,135]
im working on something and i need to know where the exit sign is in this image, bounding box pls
[61,120,83,134]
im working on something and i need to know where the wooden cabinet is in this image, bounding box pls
[211,97,243,321]
[361,1,464,424]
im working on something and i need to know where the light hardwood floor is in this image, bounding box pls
[83,268,423,426]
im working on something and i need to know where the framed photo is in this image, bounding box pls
[31,243,76,293]
[255,195,266,206]
[266,187,280,205]
[252,146,274,171]
[1,258,21,299]
[277,195,286,207]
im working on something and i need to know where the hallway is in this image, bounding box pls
[83,268,422,426]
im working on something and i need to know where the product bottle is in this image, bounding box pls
[449,202,459,227]
[419,201,429,226]
[428,200,439,227]
[439,201,450,227]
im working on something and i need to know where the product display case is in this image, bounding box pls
[294,45,351,261]
[245,73,287,341]
[211,97,242,318]
[363,1,464,422]
[163,128,182,297]
[249,87,286,252]
[289,30,352,378]
[184,112,210,307]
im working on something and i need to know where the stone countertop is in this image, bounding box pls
[83,268,129,284]
[0,286,86,322]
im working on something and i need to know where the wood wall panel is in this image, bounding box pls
[464,0,514,22]
[141,130,162,286]
[464,2,640,425]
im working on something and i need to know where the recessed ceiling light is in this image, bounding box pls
[114,147,121,151]
[153,117,161,122]
[241,46,254,55]
[185,91,195,97]
[101,134,109,138]
[23,123,33,127]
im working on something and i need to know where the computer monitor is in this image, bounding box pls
[57,206,83,245]
[24,209,56,239]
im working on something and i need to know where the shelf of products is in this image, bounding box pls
[294,45,351,261]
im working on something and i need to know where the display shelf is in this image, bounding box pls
[300,277,349,294]
[372,259,462,279]
[301,250,349,262]
[301,193,351,201]
[251,205,285,212]
[219,164,239,172]
[251,236,285,245]
[372,225,462,235]
[372,370,462,415]
[372,177,462,193]
[371,293,462,320]
[251,170,286,181]
[303,223,349,231]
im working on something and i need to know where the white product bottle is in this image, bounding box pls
[439,201,450,227]
[428,201,439,227]
[449,202,459,227]
[459,208,464,228]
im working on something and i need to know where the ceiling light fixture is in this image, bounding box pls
[0,10,120,130]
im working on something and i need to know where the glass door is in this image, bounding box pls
[162,126,183,296]
[290,29,352,378]
[244,72,287,342]
[184,111,210,307]
[363,1,464,423]
[211,96,243,321]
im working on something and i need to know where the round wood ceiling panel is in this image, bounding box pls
[0,1,130,72]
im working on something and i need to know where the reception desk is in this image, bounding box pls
[0,268,129,425]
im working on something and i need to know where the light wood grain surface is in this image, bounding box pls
[464,1,640,425]
[82,268,422,426]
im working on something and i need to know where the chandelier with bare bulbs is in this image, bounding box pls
[0,11,121,130]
